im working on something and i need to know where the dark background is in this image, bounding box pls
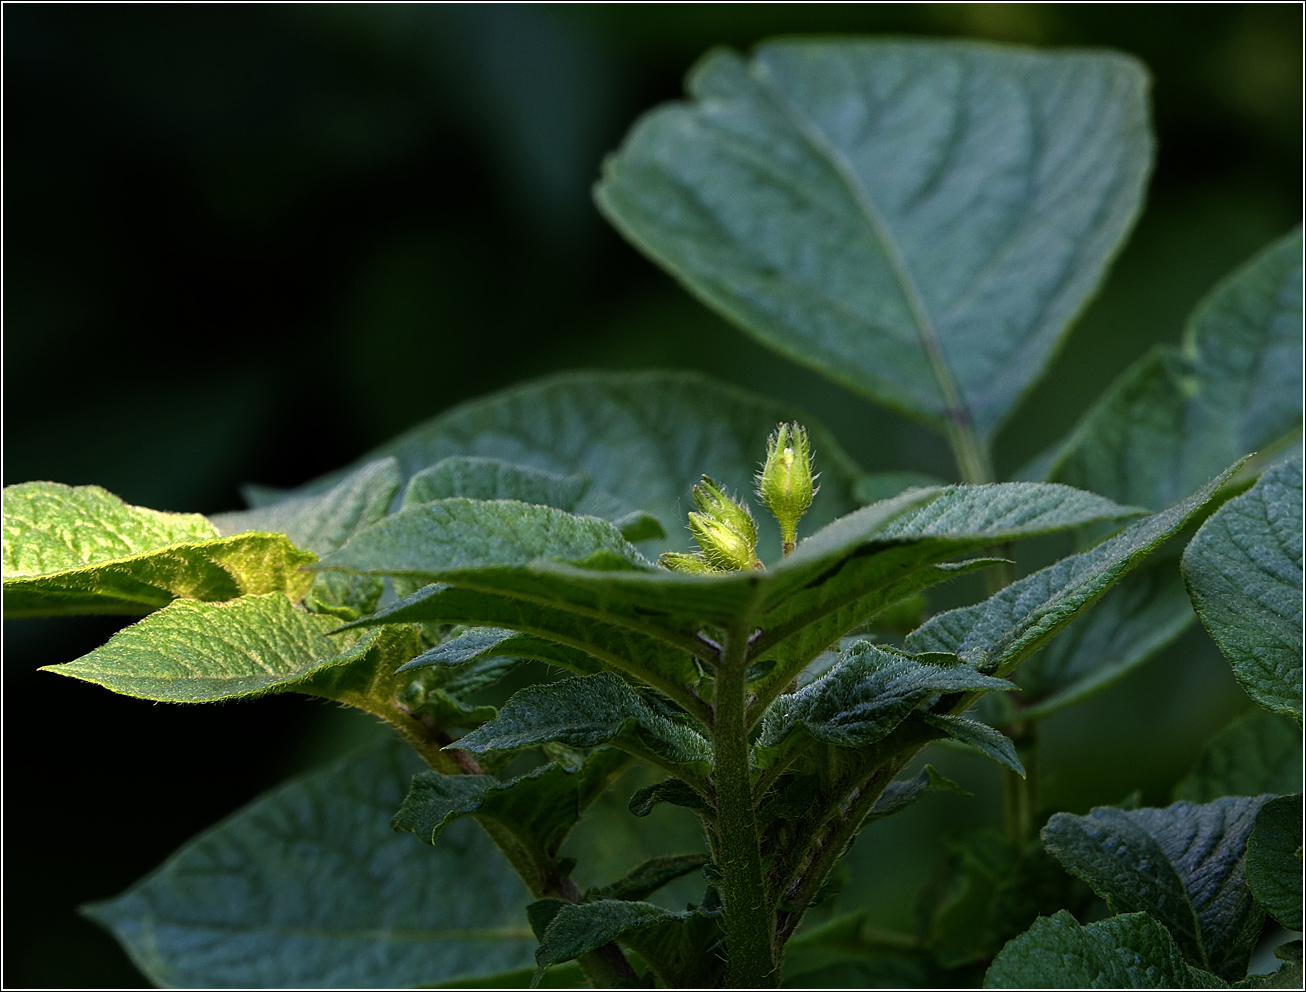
[4,4,1300,987]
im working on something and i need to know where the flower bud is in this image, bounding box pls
[757,422,818,555]
[686,475,761,571]
[658,551,719,574]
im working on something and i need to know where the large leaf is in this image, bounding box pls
[755,641,1015,759]
[1174,708,1303,803]
[83,740,537,988]
[1044,228,1303,511]
[905,462,1238,695]
[596,39,1151,438]
[455,673,713,778]
[2,482,315,618]
[1245,794,1303,931]
[1182,457,1303,718]
[1042,796,1271,980]
[402,455,664,542]
[984,910,1225,989]
[260,370,864,559]
[392,750,630,898]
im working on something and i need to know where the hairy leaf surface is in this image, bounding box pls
[83,740,536,988]
[919,713,1025,775]
[1182,457,1303,718]
[597,40,1151,437]
[1245,794,1303,931]
[398,626,603,677]
[905,463,1238,691]
[1042,796,1271,979]
[3,483,315,617]
[1174,708,1303,803]
[984,910,1225,989]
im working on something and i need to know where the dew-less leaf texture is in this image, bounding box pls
[984,910,1226,989]
[597,40,1151,437]
[1042,796,1272,980]
[392,751,631,897]
[1174,709,1303,803]
[1182,457,1303,718]
[398,626,603,677]
[756,642,1015,757]
[905,464,1238,690]
[211,459,402,556]
[272,370,863,559]
[3,483,316,618]
[40,594,347,702]
[402,456,665,542]
[1245,794,1303,931]
[83,740,536,988]
[456,673,713,776]
[1044,229,1302,512]
[586,854,711,902]
[919,713,1025,775]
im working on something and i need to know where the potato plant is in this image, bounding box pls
[4,37,1301,989]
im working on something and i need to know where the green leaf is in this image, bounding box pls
[399,627,604,678]
[403,455,665,543]
[919,714,1024,776]
[1245,794,1303,931]
[1182,457,1303,718]
[1237,942,1305,989]
[212,458,402,555]
[83,739,537,988]
[756,641,1015,759]
[273,370,864,559]
[535,899,723,987]
[1174,708,1303,803]
[1044,228,1302,511]
[596,40,1151,438]
[984,910,1226,989]
[628,778,714,818]
[3,482,316,618]
[455,673,713,778]
[586,854,711,902]
[904,462,1240,691]
[392,750,631,898]
[1041,796,1271,980]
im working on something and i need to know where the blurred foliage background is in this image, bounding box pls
[4,4,1300,987]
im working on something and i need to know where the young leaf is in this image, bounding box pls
[984,910,1226,989]
[596,40,1151,439]
[211,457,402,555]
[1041,796,1271,980]
[392,750,631,898]
[454,673,713,778]
[755,642,1015,759]
[918,714,1025,776]
[1245,794,1303,931]
[1182,457,1303,718]
[82,740,537,988]
[261,370,864,557]
[398,627,603,678]
[586,853,712,902]
[402,455,665,542]
[3,482,315,618]
[904,462,1239,683]
[1173,708,1303,803]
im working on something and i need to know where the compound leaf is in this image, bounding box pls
[1042,796,1271,980]
[756,641,1014,759]
[597,40,1151,438]
[984,910,1226,989]
[905,462,1240,688]
[3,482,315,618]
[1245,794,1303,931]
[1174,708,1303,803]
[83,739,537,988]
[1182,457,1303,718]
[455,673,712,779]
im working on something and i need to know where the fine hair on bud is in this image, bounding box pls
[685,475,762,571]
[757,422,819,555]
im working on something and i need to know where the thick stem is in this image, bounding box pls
[714,623,778,988]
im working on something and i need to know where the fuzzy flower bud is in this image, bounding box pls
[658,551,720,574]
[686,475,761,571]
[757,422,818,555]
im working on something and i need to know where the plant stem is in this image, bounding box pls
[714,622,778,988]
[1002,723,1040,848]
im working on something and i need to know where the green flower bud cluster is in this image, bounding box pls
[756,422,818,555]
[660,476,762,573]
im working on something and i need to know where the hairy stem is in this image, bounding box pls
[715,622,778,987]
